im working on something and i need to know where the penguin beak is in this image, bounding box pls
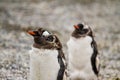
[74,25,79,29]
[27,31,36,36]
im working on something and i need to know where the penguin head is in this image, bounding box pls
[72,23,94,38]
[27,28,62,50]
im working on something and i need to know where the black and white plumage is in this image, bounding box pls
[28,28,66,80]
[67,23,100,80]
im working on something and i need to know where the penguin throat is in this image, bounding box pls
[33,43,58,50]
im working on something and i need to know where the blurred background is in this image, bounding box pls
[0,0,120,80]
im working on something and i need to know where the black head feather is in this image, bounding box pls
[28,28,62,50]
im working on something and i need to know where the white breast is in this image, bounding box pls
[67,36,95,79]
[29,47,60,80]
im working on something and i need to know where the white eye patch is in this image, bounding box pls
[84,25,89,29]
[42,31,50,36]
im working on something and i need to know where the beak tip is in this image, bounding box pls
[74,25,79,29]
[27,31,35,35]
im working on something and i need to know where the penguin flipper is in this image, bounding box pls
[57,52,66,80]
[91,39,100,76]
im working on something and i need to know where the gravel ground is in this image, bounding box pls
[0,0,120,80]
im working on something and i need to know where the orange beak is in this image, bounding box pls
[27,31,36,35]
[74,25,79,29]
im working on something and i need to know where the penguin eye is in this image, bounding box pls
[46,35,54,42]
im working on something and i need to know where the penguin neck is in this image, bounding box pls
[31,46,58,55]
[67,36,93,53]
[71,36,93,43]
[32,46,44,52]
[33,43,58,50]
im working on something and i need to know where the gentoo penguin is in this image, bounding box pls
[27,28,66,80]
[67,23,100,80]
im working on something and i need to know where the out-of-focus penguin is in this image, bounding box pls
[67,23,100,80]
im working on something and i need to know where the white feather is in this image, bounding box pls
[67,36,96,80]
[84,25,89,29]
[29,47,60,80]
[42,31,50,36]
